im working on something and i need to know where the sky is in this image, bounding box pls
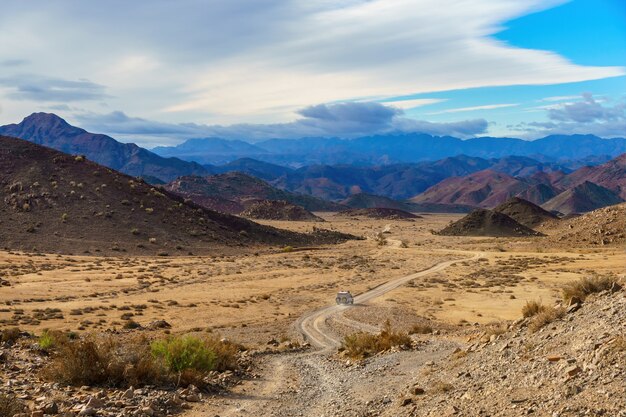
[0,0,624,146]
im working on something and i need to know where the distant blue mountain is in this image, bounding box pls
[152,133,626,166]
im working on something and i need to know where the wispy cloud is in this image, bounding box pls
[426,103,519,115]
[0,74,107,102]
[380,98,446,110]
[0,0,622,125]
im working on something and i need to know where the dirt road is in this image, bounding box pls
[190,251,481,417]
[296,252,483,352]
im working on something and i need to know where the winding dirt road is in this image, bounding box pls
[296,251,483,352]
[192,250,483,416]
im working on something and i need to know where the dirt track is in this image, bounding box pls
[190,250,482,416]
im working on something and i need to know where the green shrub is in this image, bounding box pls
[151,336,216,373]
[39,331,55,350]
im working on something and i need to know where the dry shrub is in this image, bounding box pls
[430,380,454,394]
[0,393,24,417]
[342,321,411,359]
[528,306,565,333]
[43,334,163,387]
[485,322,508,337]
[409,324,433,335]
[0,327,21,344]
[562,276,621,302]
[522,300,547,318]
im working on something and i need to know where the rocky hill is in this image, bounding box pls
[545,203,626,247]
[241,200,324,222]
[165,173,344,213]
[411,170,531,208]
[437,209,542,237]
[494,197,559,228]
[542,181,624,215]
[0,136,351,255]
[555,153,626,199]
[395,286,625,416]
[0,113,208,182]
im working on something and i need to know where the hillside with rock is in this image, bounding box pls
[241,200,324,222]
[544,203,626,247]
[0,135,351,255]
[542,181,624,215]
[494,197,559,228]
[390,285,625,416]
[437,209,543,237]
[165,173,343,213]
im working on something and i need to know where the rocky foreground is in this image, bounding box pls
[389,287,625,416]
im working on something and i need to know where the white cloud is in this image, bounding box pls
[427,103,519,114]
[0,0,623,126]
[381,98,447,110]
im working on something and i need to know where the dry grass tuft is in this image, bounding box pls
[522,300,548,318]
[562,276,622,302]
[0,393,25,417]
[430,380,454,394]
[528,306,566,333]
[342,321,411,359]
[409,324,433,335]
[0,327,21,344]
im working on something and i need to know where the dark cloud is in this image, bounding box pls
[513,94,625,138]
[548,93,625,123]
[72,102,489,147]
[0,75,107,102]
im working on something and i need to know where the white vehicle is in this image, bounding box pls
[336,291,354,305]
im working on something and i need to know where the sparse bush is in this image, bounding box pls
[522,300,547,318]
[342,321,411,359]
[0,327,21,344]
[131,228,140,235]
[0,393,25,416]
[282,246,294,253]
[151,336,216,374]
[43,335,163,387]
[38,331,56,350]
[430,380,454,394]
[409,324,433,334]
[562,276,621,302]
[485,322,508,337]
[528,306,565,333]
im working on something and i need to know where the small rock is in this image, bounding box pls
[400,397,413,406]
[564,365,582,377]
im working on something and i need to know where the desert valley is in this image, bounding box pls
[0,113,624,417]
[1,2,625,416]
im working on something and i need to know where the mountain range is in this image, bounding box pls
[152,132,626,166]
[2,113,624,216]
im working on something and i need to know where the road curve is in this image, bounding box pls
[296,251,483,353]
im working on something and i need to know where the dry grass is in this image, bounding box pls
[0,394,24,417]
[522,300,548,318]
[528,306,566,333]
[430,380,454,394]
[43,334,163,387]
[485,322,508,337]
[342,321,411,359]
[0,327,21,344]
[409,324,433,335]
[562,275,622,302]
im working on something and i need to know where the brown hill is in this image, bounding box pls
[165,173,343,213]
[241,200,324,222]
[514,183,561,205]
[410,170,530,208]
[542,181,624,215]
[341,193,415,211]
[339,208,420,220]
[0,113,208,182]
[0,135,351,255]
[555,153,626,199]
[437,209,542,237]
[545,203,626,246]
[493,197,559,228]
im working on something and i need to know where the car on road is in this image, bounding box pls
[336,291,354,305]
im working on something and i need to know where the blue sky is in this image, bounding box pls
[0,0,624,145]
